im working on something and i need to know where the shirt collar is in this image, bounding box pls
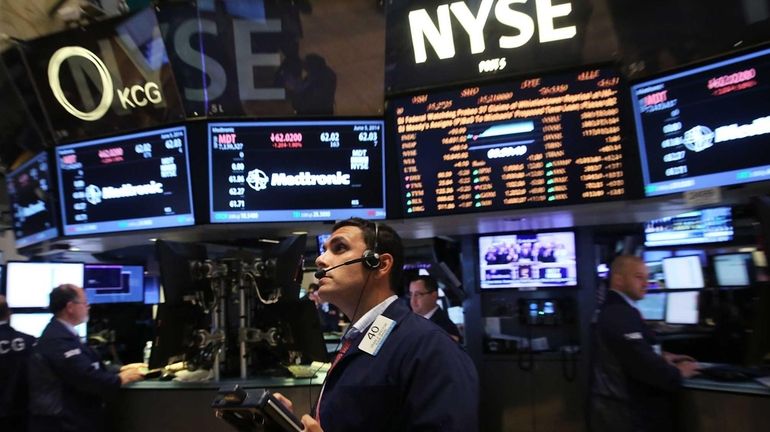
[421,305,440,319]
[56,318,81,337]
[610,289,638,309]
[350,295,398,335]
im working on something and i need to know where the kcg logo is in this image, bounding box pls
[47,46,164,122]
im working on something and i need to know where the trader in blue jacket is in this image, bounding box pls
[277,218,479,432]
[0,295,36,432]
[590,255,700,432]
[408,275,463,343]
[28,284,144,432]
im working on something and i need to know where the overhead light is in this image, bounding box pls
[291,231,308,235]
[149,238,158,242]
[259,238,280,244]
[69,247,81,252]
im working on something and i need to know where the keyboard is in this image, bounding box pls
[286,364,319,379]
[699,364,768,382]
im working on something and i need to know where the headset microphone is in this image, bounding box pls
[314,257,365,279]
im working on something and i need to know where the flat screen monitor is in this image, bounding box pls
[10,313,86,339]
[478,231,577,289]
[630,45,770,196]
[5,152,59,248]
[644,207,733,247]
[662,256,704,289]
[316,233,331,257]
[208,120,386,222]
[390,66,630,217]
[83,264,144,304]
[55,126,195,236]
[636,292,666,321]
[665,291,700,325]
[713,253,753,287]
[5,262,85,308]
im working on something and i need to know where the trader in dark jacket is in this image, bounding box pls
[28,284,144,432]
[0,295,36,432]
[409,275,462,343]
[275,218,478,431]
[590,256,699,432]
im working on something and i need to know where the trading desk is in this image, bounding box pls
[108,374,326,431]
[680,375,770,432]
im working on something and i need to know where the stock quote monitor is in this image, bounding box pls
[55,126,195,236]
[630,45,770,196]
[208,120,386,223]
[11,313,86,338]
[5,152,59,248]
[666,291,700,325]
[644,207,733,247]
[83,264,144,304]
[5,261,84,308]
[478,231,577,289]
[391,67,629,217]
[636,292,666,321]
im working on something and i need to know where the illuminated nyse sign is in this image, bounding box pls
[47,46,164,121]
[409,0,577,67]
[393,67,628,217]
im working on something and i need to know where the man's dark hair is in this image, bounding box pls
[411,275,438,293]
[333,218,405,295]
[49,284,80,314]
[0,295,9,321]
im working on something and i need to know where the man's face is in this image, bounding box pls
[409,280,437,315]
[315,226,370,306]
[619,261,649,301]
[68,287,90,325]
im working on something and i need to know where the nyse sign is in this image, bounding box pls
[409,0,577,63]
[386,0,586,94]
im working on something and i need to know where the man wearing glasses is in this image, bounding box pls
[28,284,144,432]
[409,276,462,343]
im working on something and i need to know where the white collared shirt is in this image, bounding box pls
[421,305,439,320]
[350,295,398,335]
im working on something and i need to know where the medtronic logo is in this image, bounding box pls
[47,46,164,122]
[247,169,269,191]
[85,184,102,205]
[84,181,164,205]
[246,168,351,191]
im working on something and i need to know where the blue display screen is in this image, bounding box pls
[6,152,59,247]
[630,46,770,196]
[55,126,195,236]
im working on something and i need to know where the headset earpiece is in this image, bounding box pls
[362,250,381,269]
[362,222,381,270]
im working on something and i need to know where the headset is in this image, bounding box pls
[314,222,381,279]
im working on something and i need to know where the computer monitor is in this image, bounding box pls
[10,313,86,338]
[207,120,386,223]
[665,291,700,325]
[83,264,144,304]
[316,233,331,257]
[662,256,704,289]
[5,262,85,308]
[636,292,666,321]
[713,253,754,287]
[155,240,209,305]
[148,303,206,369]
[55,125,195,236]
[630,45,770,196]
[272,300,328,364]
[5,151,59,248]
[478,231,577,289]
[644,207,733,247]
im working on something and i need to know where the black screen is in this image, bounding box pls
[6,152,59,247]
[208,120,386,222]
[55,126,195,236]
[631,45,770,196]
[390,66,629,217]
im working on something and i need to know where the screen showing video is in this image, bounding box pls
[391,66,630,217]
[55,126,195,236]
[630,45,770,196]
[479,231,577,289]
[208,120,386,222]
[5,152,59,248]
